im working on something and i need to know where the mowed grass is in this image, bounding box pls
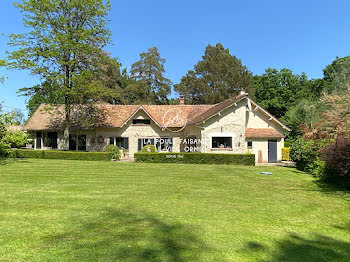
[0,159,349,262]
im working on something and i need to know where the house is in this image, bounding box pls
[23,91,290,163]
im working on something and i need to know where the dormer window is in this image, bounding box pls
[133,119,150,125]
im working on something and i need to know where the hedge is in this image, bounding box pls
[9,149,112,161]
[282,148,291,161]
[134,152,255,166]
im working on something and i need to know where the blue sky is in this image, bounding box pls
[1,0,350,116]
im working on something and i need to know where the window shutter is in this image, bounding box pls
[124,137,129,149]
[138,139,142,151]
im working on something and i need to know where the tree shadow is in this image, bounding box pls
[264,232,350,262]
[241,230,350,262]
[0,158,31,165]
[313,180,350,193]
[43,208,210,261]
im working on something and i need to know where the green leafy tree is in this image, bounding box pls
[130,47,172,104]
[0,109,25,126]
[174,43,252,104]
[20,80,65,117]
[281,99,324,141]
[6,0,112,130]
[253,68,325,118]
[3,131,28,148]
[323,56,350,94]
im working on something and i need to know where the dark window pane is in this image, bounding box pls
[109,136,114,145]
[69,134,76,150]
[247,141,253,149]
[133,119,150,125]
[78,135,86,151]
[36,132,42,149]
[138,138,154,151]
[212,137,232,148]
[47,132,58,149]
[116,137,124,148]
[156,137,173,152]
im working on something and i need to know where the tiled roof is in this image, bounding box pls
[23,103,214,131]
[245,128,284,138]
[187,93,248,125]
[23,94,289,133]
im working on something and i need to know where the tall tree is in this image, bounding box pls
[6,0,112,130]
[19,80,65,116]
[253,68,325,118]
[174,43,252,104]
[130,47,172,104]
[323,56,350,94]
[281,99,323,141]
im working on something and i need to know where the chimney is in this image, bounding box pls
[179,95,185,105]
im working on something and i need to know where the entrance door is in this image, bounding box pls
[268,140,277,163]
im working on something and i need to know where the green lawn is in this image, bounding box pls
[0,159,349,262]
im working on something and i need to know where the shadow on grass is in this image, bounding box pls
[0,158,31,165]
[265,233,350,262]
[44,208,209,261]
[313,180,350,194]
[242,231,350,262]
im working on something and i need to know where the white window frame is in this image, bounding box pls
[209,132,235,149]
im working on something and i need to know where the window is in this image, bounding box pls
[247,141,253,149]
[116,137,129,149]
[138,138,154,151]
[133,119,150,125]
[211,137,232,149]
[109,137,129,149]
[78,135,87,151]
[69,134,86,151]
[45,132,58,149]
[156,138,173,152]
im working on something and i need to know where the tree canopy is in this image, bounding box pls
[253,68,327,119]
[174,43,252,104]
[7,0,113,128]
[129,47,172,104]
[323,56,350,94]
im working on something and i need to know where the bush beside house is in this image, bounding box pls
[104,145,121,160]
[290,138,349,185]
[141,144,156,153]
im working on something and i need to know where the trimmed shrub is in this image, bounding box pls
[134,152,255,166]
[284,141,291,148]
[282,148,291,161]
[290,139,318,172]
[9,149,112,161]
[141,144,156,153]
[104,145,121,160]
